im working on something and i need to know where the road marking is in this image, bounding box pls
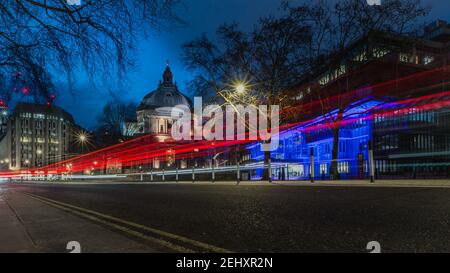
[22,192,231,253]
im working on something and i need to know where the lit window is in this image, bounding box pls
[295,92,304,101]
[319,74,330,86]
[338,162,349,173]
[423,56,434,65]
[372,47,389,58]
[399,53,419,64]
[399,53,410,63]
[354,51,367,62]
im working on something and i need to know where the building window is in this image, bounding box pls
[372,47,390,58]
[399,53,411,63]
[354,51,367,62]
[399,53,419,64]
[423,56,434,65]
[338,161,349,174]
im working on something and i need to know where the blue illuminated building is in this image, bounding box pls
[245,20,450,181]
[247,99,383,180]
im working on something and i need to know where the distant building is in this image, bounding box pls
[0,105,9,138]
[124,64,192,142]
[0,103,79,170]
[119,64,193,172]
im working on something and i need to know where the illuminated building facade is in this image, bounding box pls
[125,64,192,142]
[0,103,77,170]
[248,99,378,180]
[121,64,193,172]
[247,20,450,180]
[372,100,450,179]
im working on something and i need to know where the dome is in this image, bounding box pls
[137,65,192,111]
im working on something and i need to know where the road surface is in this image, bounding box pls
[4,182,450,252]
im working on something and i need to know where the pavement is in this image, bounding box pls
[3,181,450,252]
[0,189,37,253]
[0,187,160,253]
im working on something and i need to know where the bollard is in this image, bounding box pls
[268,157,272,183]
[237,161,241,184]
[150,170,153,182]
[211,160,215,183]
[286,164,290,181]
[176,168,179,182]
[192,166,195,183]
[310,147,315,183]
[162,169,165,181]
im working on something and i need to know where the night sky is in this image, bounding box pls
[56,0,450,129]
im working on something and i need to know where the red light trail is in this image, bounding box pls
[1,66,450,178]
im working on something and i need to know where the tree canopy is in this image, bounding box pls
[0,0,182,105]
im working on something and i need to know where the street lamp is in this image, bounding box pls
[79,134,87,142]
[234,82,247,94]
[75,131,90,154]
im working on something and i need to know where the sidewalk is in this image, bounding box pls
[0,191,36,253]
[0,190,159,253]
[274,179,450,187]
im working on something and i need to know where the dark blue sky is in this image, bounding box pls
[56,0,450,129]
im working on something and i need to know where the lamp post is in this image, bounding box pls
[79,133,87,154]
[212,152,224,183]
[310,148,315,183]
[369,140,375,183]
[191,148,199,183]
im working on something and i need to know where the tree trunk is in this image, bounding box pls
[262,104,273,181]
[330,126,340,180]
[262,149,270,180]
[330,109,344,180]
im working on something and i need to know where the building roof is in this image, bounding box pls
[13,103,75,123]
[137,65,192,111]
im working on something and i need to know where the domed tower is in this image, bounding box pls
[162,65,174,86]
[136,64,192,141]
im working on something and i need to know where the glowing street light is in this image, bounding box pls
[75,131,91,154]
[235,83,247,94]
[79,134,87,142]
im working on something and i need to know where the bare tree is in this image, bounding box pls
[0,0,182,105]
[96,99,137,146]
[287,0,429,179]
[182,0,429,180]
[182,11,312,179]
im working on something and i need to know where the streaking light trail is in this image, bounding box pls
[2,67,450,178]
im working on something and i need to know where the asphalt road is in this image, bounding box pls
[6,182,450,252]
